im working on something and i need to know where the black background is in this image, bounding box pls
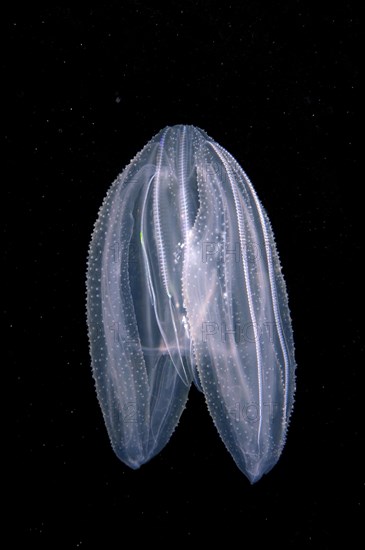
[5,2,361,546]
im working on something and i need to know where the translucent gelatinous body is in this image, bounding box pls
[86,125,296,483]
